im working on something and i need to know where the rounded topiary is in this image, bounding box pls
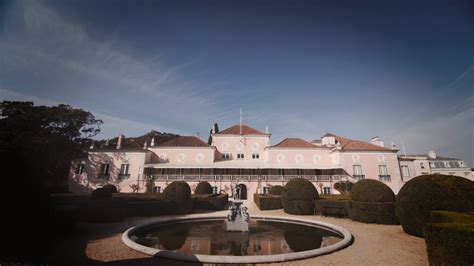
[91,187,112,199]
[195,181,213,194]
[163,181,192,212]
[282,178,319,215]
[351,179,395,202]
[349,179,398,224]
[333,181,353,195]
[269,185,283,195]
[396,174,474,237]
[102,184,118,193]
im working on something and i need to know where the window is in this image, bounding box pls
[99,164,109,179]
[75,163,84,174]
[353,165,364,179]
[323,187,331,195]
[378,165,390,181]
[252,153,259,159]
[237,153,244,159]
[433,161,444,168]
[420,163,425,169]
[153,186,161,193]
[449,161,460,168]
[119,164,130,179]
[222,153,230,159]
[401,165,410,177]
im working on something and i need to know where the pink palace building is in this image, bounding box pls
[69,124,473,197]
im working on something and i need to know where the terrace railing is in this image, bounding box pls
[138,174,349,183]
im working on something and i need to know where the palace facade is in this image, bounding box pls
[69,124,473,197]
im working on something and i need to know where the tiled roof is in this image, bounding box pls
[158,136,210,147]
[334,135,394,152]
[217,125,266,135]
[271,138,316,148]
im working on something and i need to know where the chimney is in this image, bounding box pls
[336,142,342,150]
[143,141,148,149]
[265,126,269,134]
[150,137,155,147]
[390,142,397,150]
[371,136,385,147]
[116,134,123,149]
[428,150,437,159]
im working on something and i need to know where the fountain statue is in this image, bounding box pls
[226,184,250,231]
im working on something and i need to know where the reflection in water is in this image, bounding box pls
[132,220,342,256]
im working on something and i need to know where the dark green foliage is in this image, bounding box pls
[351,179,395,202]
[195,181,213,194]
[102,184,118,193]
[333,181,354,195]
[254,194,282,210]
[424,211,474,266]
[269,185,283,195]
[349,201,398,224]
[315,199,350,218]
[91,187,112,199]
[162,181,193,213]
[193,193,228,210]
[349,179,398,224]
[396,174,474,237]
[282,178,318,215]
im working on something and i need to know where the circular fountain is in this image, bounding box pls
[122,199,352,263]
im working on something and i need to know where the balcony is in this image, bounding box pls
[352,174,365,181]
[118,174,130,179]
[138,174,348,182]
[379,175,391,182]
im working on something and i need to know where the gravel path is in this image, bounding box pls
[48,200,428,265]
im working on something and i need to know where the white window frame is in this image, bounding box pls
[252,153,259,159]
[222,153,230,159]
[237,153,244,159]
[323,187,331,195]
[401,165,410,177]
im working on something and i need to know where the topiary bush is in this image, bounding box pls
[396,174,474,237]
[282,178,318,215]
[349,179,398,224]
[193,193,228,210]
[194,181,213,194]
[162,181,193,213]
[102,184,118,193]
[269,185,283,195]
[91,187,112,199]
[254,193,282,210]
[424,211,474,265]
[333,181,353,195]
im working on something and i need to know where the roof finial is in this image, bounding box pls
[143,141,148,149]
[265,125,269,134]
[150,137,155,147]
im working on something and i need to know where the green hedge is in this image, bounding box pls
[349,201,398,224]
[163,181,193,213]
[351,179,395,202]
[269,185,283,195]
[396,174,474,237]
[193,193,228,210]
[424,211,474,266]
[315,199,350,218]
[254,194,282,210]
[282,178,318,215]
[195,181,213,194]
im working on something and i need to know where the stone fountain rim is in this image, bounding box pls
[121,213,353,264]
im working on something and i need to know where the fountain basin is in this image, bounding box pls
[122,214,353,264]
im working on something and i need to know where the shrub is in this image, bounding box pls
[315,199,350,218]
[193,193,228,210]
[349,179,398,224]
[333,181,353,195]
[269,185,283,195]
[91,187,112,199]
[424,211,474,265]
[396,174,474,237]
[254,194,282,210]
[162,181,193,213]
[102,184,118,193]
[282,178,318,215]
[195,181,213,194]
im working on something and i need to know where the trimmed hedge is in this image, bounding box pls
[163,181,193,213]
[424,211,474,266]
[195,181,213,194]
[315,199,350,218]
[349,179,398,224]
[254,194,282,210]
[102,184,118,193]
[396,174,474,237]
[333,181,353,195]
[282,178,318,215]
[91,187,112,199]
[269,185,283,195]
[193,193,228,210]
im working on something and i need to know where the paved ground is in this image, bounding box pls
[49,199,429,265]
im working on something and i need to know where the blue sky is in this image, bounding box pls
[0,0,473,165]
